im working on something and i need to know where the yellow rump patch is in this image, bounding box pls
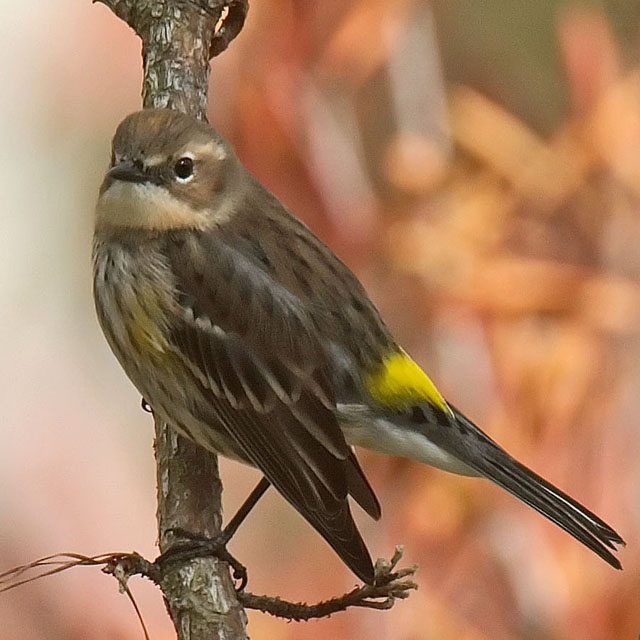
[365,350,452,414]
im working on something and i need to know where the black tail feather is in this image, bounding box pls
[450,407,625,569]
[485,455,623,569]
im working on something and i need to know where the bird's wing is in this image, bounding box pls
[163,230,380,583]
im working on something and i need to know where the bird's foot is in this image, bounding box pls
[155,527,248,591]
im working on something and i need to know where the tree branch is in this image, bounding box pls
[87,2,419,637]
[94,1,249,637]
[0,547,418,627]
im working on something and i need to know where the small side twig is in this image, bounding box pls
[105,557,153,640]
[239,546,418,621]
[0,551,161,595]
[0,552,157,640]
[0,552,124,593]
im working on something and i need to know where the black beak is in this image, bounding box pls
[107,161,150,184]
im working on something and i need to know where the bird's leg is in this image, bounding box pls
[220,476,272,543]
[155,476,271,591]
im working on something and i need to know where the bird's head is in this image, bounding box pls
[96,109,240,235]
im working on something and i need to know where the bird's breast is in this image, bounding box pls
[92,239,176,366]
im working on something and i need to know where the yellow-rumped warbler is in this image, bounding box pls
[93,109,623,584]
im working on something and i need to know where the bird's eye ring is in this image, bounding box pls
[174,157,194,181]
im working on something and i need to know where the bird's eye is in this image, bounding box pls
[174,157,194,181]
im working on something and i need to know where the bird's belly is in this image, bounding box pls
[151,390,247,462]
[340,410,479,477]
[115,360,250,463]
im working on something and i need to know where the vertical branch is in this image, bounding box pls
[95,1,249,638]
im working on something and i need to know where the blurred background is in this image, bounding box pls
[1,0,639,638]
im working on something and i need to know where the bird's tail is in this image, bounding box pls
[450,406,625,569]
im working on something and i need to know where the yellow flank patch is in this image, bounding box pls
[129,312,166,355]
[365,350,452,414]
[126,290,169,356]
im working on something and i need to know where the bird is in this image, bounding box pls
[92,108,624,585]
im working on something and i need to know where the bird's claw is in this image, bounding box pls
[156,527,248,591]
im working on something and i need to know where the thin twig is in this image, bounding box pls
[0,552,118,593]
[240,547,418,621]
[110,562,152,640]
[0,552,154,640]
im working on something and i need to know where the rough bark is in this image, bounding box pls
[95,1,249,637]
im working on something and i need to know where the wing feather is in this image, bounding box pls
[163,230,379,582]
